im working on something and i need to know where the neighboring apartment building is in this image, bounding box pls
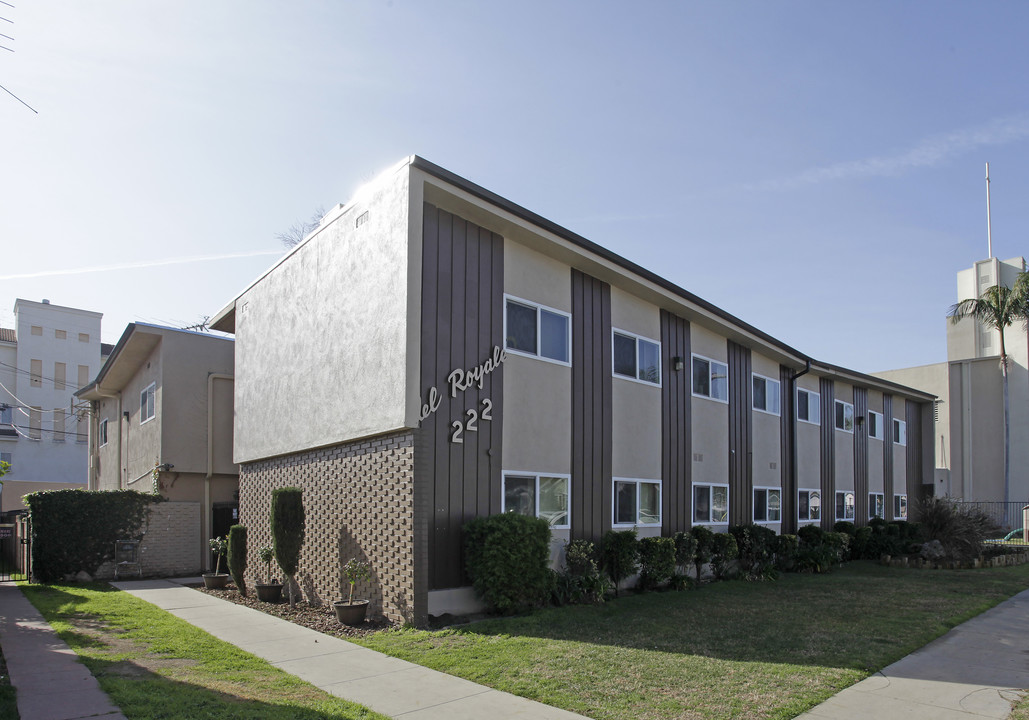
[876,256,1029,510]
[211,156,935,625]
[0,299,108,513]
[76,323,238,572]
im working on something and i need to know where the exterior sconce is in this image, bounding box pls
[672,356,684,371]
[856,416,865,426]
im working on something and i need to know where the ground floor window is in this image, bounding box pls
[869,492,885,519]
[894,493,908,520]
[502,472,571,529]
[753,487,781,523]
[694,483,729,524]
[798,489,821,522]
[613,478,661,526]
[835,491,855,520]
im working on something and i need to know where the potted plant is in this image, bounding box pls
[255,545,283,603]
[333,558,371,625]
[203,536,230,589]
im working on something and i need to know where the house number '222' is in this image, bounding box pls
[450,399,493,444]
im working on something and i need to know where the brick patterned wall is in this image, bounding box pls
[96,501,202,579]
[238,430,418,625]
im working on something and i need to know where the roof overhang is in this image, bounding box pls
[76,323,162,400]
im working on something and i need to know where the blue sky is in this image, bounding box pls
[2,1,1027,373]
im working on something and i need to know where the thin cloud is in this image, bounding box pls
[745,112,1029,192]
[0,250,283,280]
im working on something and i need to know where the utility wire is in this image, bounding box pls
[0,83,37,113]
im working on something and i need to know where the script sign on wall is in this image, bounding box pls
[420,345,506,443]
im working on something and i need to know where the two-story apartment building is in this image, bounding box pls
[0,299,108,513]
[211,156,934,625]
[76,323,238,572]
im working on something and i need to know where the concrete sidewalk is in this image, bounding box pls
[796,587,1029,719]
[111,578,586,719]
[0,581,126,720]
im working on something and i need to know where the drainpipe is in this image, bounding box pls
[788,360,811,535]
[206,373,233,572]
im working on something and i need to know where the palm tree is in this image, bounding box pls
[948,277,1029,524]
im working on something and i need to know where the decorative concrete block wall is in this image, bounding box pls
[95,501,202,580]
[238,430,417,624]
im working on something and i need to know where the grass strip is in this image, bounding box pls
[354,561,1029,720]
[20,583,386,720]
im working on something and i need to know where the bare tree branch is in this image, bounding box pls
[277,206,326,249]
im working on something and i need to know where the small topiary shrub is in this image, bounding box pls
[691,525,715,581]
[227,525,247,596]
[672,531,697,576]
[832,521,856,536]
[601,529,640,596]
[554,539,606,605]
[638,536,676,590]
[797,523,824,547]
[729,524,778,579]
[852,526,874,559]
[271,487,305,608]
[710,532,738,580]
[25,489,162,582]
[464,513,552,614]
[824,531,851,563]
[775,534,799,571]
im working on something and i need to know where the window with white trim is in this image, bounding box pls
[693,483,729,524]
[504,296,571,364]
[893,418,907,446]
[869,492,885,519]
[868,410,884,440]
[0,452,11,471]
[0,405,12,430]
[502,472,570,529]
[835,491,855,520]
[613,478,661,526]
[692,355,728,402]
[612,330,661,385]
[834,400,854,432]
[99,418,109,448]
[797,388,820,425]
[53,409,65,443]
[798,489,821,522]
[753,487,781,523]
[894,494,908,520]
[140,383,156,424]
[752,374,781,415]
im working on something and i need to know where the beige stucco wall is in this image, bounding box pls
[610,287,662,480]
[948,358,1004,502]
[834,383,855,494]
[234,165,413,463]
[122,343,162,491]
[690,325,728,491]
[501,240,572,474]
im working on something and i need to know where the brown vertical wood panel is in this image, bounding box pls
[417,203,504,591]
[779,365,796,534]
[571,269,612,543]
[906,400,923,511]
[883,394,894,513]
[854,387,869,526]
[661,311,692,534]
[728,341,753,526]
[819,378,835,531]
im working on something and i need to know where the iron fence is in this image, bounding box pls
[950,501,1029,545]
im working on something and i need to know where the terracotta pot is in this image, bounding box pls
[202,573,230,590]
[333,599,370,625]
[255,583,283,603]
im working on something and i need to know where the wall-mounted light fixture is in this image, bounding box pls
[672,356,684,372]
[123,411,130,421]
[856,415,865,426]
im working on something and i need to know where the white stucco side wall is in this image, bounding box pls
[233,166,413,463]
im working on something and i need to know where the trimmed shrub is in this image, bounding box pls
[710,532,738,580]
[227,525,247,596]
[918,496,999,562]
[601,529,640,596]
[729,524,778,579]
[271,487,305,607]
[464,513,552,613]
[852,526,874,559]
[638,536,676,590]
[672,531,697,576]
[797,523,824,547]
[691,525,715,581]
[25,489,161,583]
[554,539,606,605]
[824,531,851,563]
[832,521,856,536]
[775,534,799,571]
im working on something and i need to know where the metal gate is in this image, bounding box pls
[0,523,16,581]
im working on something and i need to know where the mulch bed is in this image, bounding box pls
[193,584,397,639]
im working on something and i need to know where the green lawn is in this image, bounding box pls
[20,583,386,720]
[354,561,1029,720]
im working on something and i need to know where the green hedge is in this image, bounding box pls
[25,489,161,583]
[464,513,553,614]
[638,536,676,590]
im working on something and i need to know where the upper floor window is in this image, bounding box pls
[99,418,109,448]
[612,330,661,385]
[0,452,11,471]
[140,383,156,424]
[502,472,570,529]
[78,333,90,343]
[30,325,42,336]
[752,374,781,415]
[868,410,884,440]
[0,405,12,437]
[692,355,728,402]
[893,418,907,446]
[835,400,854,432]
[694,483,729,524]
[614,478,661,527]
[30,359,42,388]
[797,388,820,425]
[55,329,66,340]
[504,296,570,365]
